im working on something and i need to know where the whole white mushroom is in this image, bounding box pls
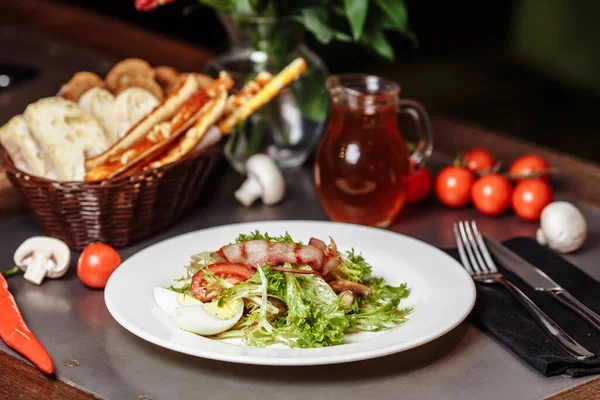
[536,201,587,254]
[14,236,71,285]
[235,154,285,207]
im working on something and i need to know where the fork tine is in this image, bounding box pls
[471,221,499,273]
[458,221,483,274]
[453,223,474,275]
[464,221,489,274]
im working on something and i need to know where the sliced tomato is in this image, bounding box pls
[191,263,255,302]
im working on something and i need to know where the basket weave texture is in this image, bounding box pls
[0,144,223,250]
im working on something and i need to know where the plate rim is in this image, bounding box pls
[105,220,476,366]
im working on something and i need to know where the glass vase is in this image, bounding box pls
[205,14,329,173]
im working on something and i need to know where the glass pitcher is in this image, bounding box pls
[314,74,433,227]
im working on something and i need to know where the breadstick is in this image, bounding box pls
[217,58,307,135]
[145,86,227,170]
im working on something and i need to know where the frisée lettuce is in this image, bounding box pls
[165,231,412,348]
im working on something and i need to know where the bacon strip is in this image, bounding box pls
[215,240,325,271]
[309,237,341,276]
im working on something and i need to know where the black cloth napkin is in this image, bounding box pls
[445,237,600,378]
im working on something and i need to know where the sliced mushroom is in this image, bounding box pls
[14,236,71,285]
[267,297,287,321]
[235,154,285,207]
[329,280,372,297]
[340,290,355,307]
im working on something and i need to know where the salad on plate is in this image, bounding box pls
[153,231,412,348]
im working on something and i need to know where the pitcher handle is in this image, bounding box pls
[397,98,434,169]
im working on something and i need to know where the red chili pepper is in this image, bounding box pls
[0,274,54,374]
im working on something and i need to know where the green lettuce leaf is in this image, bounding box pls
[235,230,303,246]
[336,248,373,283]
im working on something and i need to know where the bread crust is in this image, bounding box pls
[58,72,105,102]
[105,58,155,93]
[154,66,180,93]
[0,115,58,179]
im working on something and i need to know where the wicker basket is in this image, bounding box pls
[0,143,224,250]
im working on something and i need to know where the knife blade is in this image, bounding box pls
[484,237,561,290]
[484,236,600,332]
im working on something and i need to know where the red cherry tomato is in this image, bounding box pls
[471,174,512,216]
[405,165,433,204]
[191,263,256,302]
[77,243,122,289]
[435,166,475,208]
[511,179,553,221]
[463,148,496,172]
[509,154,551,182]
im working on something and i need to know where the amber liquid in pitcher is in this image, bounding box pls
[314,99,411,227]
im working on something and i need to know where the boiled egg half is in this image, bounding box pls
[153,287,243,335]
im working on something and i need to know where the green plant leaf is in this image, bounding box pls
[249,0,270,13]
[344,0,369,40]
[330,4,345,18]
[333,30,352,42]
[374,0,408,32]
[296,8,334,44]
[196,0,235,12]
[361,16,395,62]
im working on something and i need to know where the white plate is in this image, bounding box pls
[105,221,476,366]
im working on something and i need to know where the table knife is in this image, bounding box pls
[484,237,600,332]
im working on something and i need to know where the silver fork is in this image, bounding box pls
[453,220,594,360]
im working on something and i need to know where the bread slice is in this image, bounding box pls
[79,87,117,143]
[0,115,58,179]
[114,87,159,140]
[24,97,109,181]
[85,73,199,171]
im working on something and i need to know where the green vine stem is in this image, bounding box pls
[1,266,19,277]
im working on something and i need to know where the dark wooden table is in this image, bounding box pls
[1,2,600,399]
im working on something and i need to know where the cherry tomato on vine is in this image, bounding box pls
[471,174,512,216]
[77,243,122,289]
[463,148,496,172]
[511,179,553,221]
[405,165,433,204]
[509,154,551,182]
[435,166,475,208]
